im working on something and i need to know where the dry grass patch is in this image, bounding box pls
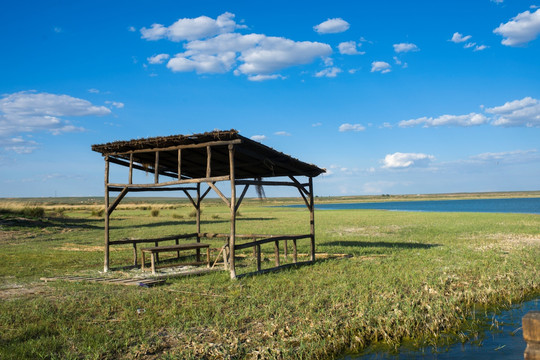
[464,233,540,252]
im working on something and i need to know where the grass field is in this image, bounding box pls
[0,195,539,359]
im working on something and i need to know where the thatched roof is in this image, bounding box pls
[92,130,325,180]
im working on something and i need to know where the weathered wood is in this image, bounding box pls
[207,182,231,208]
[141,243,211,274]
[235,179,307,188]
[229,144,237,279]
[106,138,243,156]
[154,151,160,183]
[288,176,310,195]
[107,186,129,215]
[256,244,261,272]
[107,175,230,188]
[200,184,212,202]
[183,189,197,208]
[524,311,540,360]
[109,233,198,245]
[133,242,137,266]
[234,234,311,250]
[206,146,211,178]
[235,184,250,213]
[129,153,133,184]
[274,240,280,267]
[108,156,178,179]
[309,177,315,262]
[104,156,110,272]
[108,186,197,192]
[177,149,182,180]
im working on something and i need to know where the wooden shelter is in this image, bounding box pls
[92,129,325,279]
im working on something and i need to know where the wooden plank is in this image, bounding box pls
[106,139,243,156]
[234,234,311,250]
[108,186,197,192]
[206,182,231,208]
[107,175,230,188]
[107,186,129,215]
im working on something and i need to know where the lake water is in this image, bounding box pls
[343,297,539,359]
[300,197,540,214]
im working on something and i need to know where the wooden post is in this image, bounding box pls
[206,145,211,178]
[154,151,159,184]
[196,183,201,261]
[256,244,261,272]
[524,311,540,360]
[177,149,182,180]
[274,240,280,267]
[104,156,110,272]
[129,153,133,184]
[133,243,137,266]
[228,144,237,279]
[309,177,315,262]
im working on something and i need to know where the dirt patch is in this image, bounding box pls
[0,283,53,300]
[465,233,540,252]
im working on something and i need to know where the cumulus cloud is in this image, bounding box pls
[382,152,435,169]
[250,135,266,141]
[339,123,365,132]
[371,61,391,73]
[450,32,472,43]
[485,96,540,127]
[474,44,488,51]
[393,43,419,53]
[315,67,342,78]
[338,41,364,55]
[494,8,540,46]
[148,53,170,64]
[141,12,241,41]
[0,91,112,152]
[313,18,350,34]
[105,101,125,109]
[159,30,331,78]
[398,97,540,128]
[399,113,488,127]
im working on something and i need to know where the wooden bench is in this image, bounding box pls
[141,243,210,274]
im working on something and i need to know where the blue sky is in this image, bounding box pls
[1,0,539,197]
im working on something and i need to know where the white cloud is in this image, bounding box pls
[315,67,342,78]
[141,12,241,41]
[339,123,365,132]
[491,0,504,3]
[382,152,435,169]
[143,14,333,80]
[1,137,38,154]
[470,149,537,162]
[88,88,100,94]
[464,42,476,48]
[450,32,472,43]
[0,91,111,143]
[313,18,350,34]
[393,43,419,53]
[274,131,291,136]
[148,53,170,64]
[250,135,266,141]
[105,101,125,109]
[486,97,540,127]
[371,61,391,73]
[128,26,136,32]
[247,74,285,81]
[494,9,540,46]
[474,44,488,51]
[399,113,488,127]
[338,41,364,55]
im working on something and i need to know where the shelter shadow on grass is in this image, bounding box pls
[0,216,101,230]
[324,240,439,249]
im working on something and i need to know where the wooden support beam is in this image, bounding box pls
[154,151,159,184]
[309,177,315,262]
[183,189,196,208]
[108,186,197,192]
[177,149,182,181]
[235,184,250,213]
[106,138,243,156]
[206,146,211,178]
[229,144,237,279]
[108,175,230,188]
[104,156,110,273]
[235,179,306,188]
[129,153,133,184]
[206,182,231,208]
[107,186,129,215]
[200,184,212,202]
[288,176,310,196]
[234,234,311,250]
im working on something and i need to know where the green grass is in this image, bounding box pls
[0,200,539,359]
